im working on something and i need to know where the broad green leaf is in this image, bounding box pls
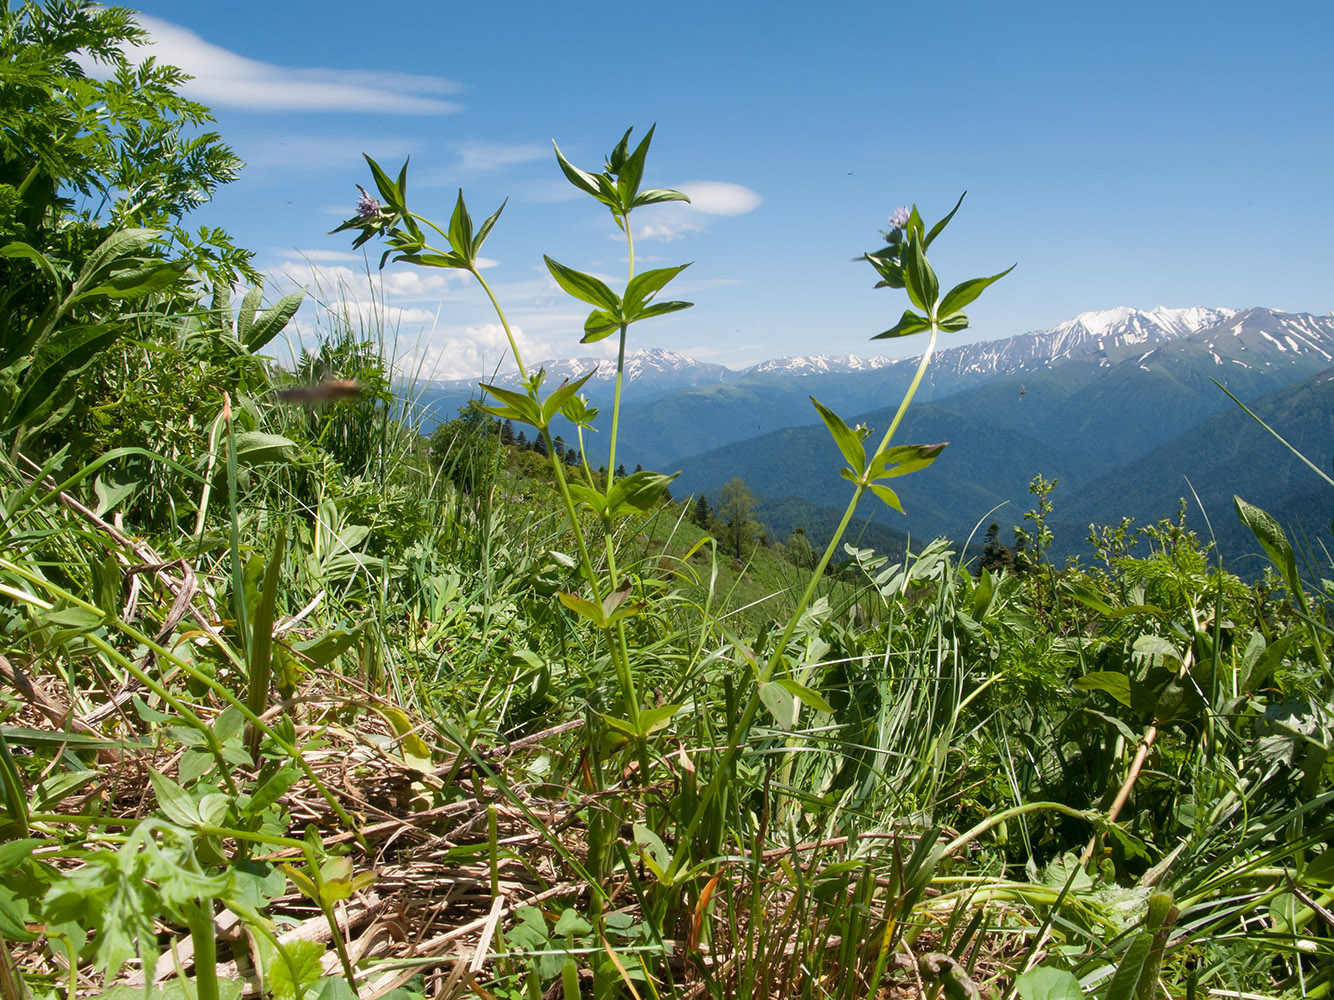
[582,309,619,342]
[540,369,597,426]
[938,264,1017,320]
[480,382,543,427]
[447,189,473,259]
[635,299,693,321]
[73,259,189,301]
[508,906,549,949]
[615,125,654,207]
[624,263,691,313]
[774,677,835,715]
[759,680,798,730]
[633,823,671,879]
[902,237,938,314]
[604,469,679,516]
[543,257,621,312]
[242,288,304,351]
[1235,496,1303,601]
[149,769,199,827]
[558,591,607,628]
[1014,966,1083,1000]
[938,312,970,332]
[633,188,691,208]
[866,442,947,480]
[0,840,41,875]
[1073,671,1133,707]
[869,483,903,511]
[292,627,361,667]
[364,155,405,212]
[377,705,433,771]
[810,396,866,476]
[637,702,682,736]
[248,766,300,815]
[234,431,297,465]
[874,309,931,339]
[1105,930,1153,1000]
[553,907,593,939]
[0,241,59,285]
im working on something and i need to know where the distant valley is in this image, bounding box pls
[410,306,1334,570]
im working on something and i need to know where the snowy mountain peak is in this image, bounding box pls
[1054,306,1238,341]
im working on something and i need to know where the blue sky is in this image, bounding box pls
[115,1,1333,379]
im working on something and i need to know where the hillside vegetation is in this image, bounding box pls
[3,7,1334,1000]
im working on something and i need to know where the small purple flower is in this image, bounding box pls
[888,205,911,229]
[354,186,382,224]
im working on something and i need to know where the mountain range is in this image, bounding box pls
[409,306,1334,570]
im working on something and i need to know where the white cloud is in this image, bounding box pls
[676,181,763,216]
[629,180,762,243]
[115,16,462,114]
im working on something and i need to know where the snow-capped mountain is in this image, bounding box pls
[743,354,896,376]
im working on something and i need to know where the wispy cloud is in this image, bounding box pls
[119,16,462,114]
[456,142,549,172]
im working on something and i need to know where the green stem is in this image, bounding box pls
[473,267,528,381]
[183,900,220,1000]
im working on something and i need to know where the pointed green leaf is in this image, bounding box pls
[1073,671,1133,707]
[902,237,938,313]
[473,198,507,253]
[938,264,1016,320]
[544,256,622,311]
[552,141,603,199]
[243,288,304,351]
[624,263,691,313]
[558,591,608,628]
[540,369,598,426]
[869,483,903,511]
[74,260,189,302]
[759,681,798,730]
[480,382,543,427]
[810,396,866,475]
[632,188,691,208]
[633,822,671,878]
[774,677,835,715]
[874,310,931,339]
[635,300,693,322]
[924,192,966,248]
[938,312,971,332]
[1235,496,1300,597]
[605,470,679,516]
[365,155,405,211]
[582,309,620,343]
[448,189,473,259]
[866,442,947,480]
[616,125,655,207]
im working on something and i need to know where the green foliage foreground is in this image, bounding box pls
[3,6,1334,1000]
